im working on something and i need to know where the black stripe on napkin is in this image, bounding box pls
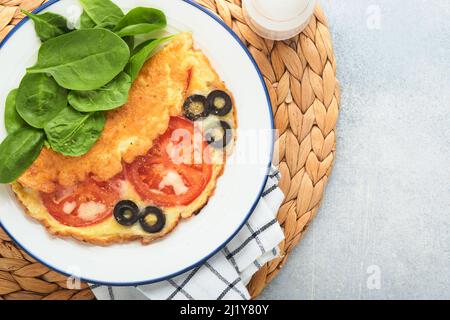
[108,286,115,300]
[225,219,278,259]
[223,247,239,273]
[204,262,247,300]
[246,222,265,255]
[262,184,278,197]
[269,170,280,179]
[168,279,194,300]
[217,278,243,300]
[167,267,200,300]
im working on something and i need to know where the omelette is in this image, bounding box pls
[12,33,237,245]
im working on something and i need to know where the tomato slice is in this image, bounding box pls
[41,178,120,227]
[126,116,213,207]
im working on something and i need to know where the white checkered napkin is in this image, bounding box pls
[92,167,285,300]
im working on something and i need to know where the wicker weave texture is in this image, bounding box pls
[0,0,339,299]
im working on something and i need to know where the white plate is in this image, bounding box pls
[0,0,273,285]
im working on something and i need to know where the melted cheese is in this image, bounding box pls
[77,202,106,221]
[63,201,76,215]
[159,170,189,195]
[118,180,129,199]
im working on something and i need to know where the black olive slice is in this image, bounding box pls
[207,90,232,116]
[183,95,209,121]
[205,120,232,149]
[139,206,166,233]
[114,200,139,226]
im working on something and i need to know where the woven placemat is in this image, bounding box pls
[0,0,339,300]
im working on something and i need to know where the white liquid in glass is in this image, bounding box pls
[242,0,317,40]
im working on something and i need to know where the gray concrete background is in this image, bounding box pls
[260,0,450,300]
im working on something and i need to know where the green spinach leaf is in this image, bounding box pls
[27,28,130,90]
[126,36,173,81]
[44,106,106,157]
[79,10,96,29]
[68,72,131,112]
[0,128,45,183]
[16,73,67,129]
[114,7,166,37]
[22,9,71,42]
[123,36,135,52]
[79,0,124,28]
[79,10,118,30]
[4,89,28,134]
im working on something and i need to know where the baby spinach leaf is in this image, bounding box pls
[27,28,130,90]
[79,10,117,30]
[123,36,135,52]
[126,36,173,81]
[79,0,124,29]
[44,106,106,157]
[79,10,96,29]
[132,38,154,55]
[22,9,71,42]
[4,89,28,134]
[68,72,131,112]
[114,7,166,37]
[16,73,67,129]
[0,128,45,183]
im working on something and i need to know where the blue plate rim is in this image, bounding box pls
[0,0,275,287]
